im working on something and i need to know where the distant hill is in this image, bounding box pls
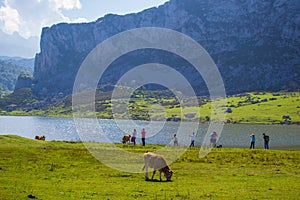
[0,30,39,58]
[0,56,34,69]
[0,57,34,92]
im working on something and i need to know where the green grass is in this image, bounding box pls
[2,91,300,124]
[0,135,299,199]
[223,92,300,124]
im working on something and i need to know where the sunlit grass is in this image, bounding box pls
[2,91,300,124]
[0,135,299,199]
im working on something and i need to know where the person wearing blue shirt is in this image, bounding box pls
[250,133,255,149]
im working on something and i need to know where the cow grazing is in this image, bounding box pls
[122,134,131,144]
[35,135,46,140]
[142,152,173,181]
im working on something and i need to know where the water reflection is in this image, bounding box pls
[0,116,299,149]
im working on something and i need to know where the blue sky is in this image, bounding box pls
[0,0,169,57]
[64,0,169,22]
[0,0,169,38]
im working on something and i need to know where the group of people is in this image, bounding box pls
[172,131,218,147]
[172,132,196,147]
[130,129,270,149]
[131,129,199,147]
[173,131,270,149]
[131,128,146,146]
[250,133,270,149]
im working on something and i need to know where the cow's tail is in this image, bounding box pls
[142,165,145,171]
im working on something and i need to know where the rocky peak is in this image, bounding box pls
[14,73,33,91]
[33,0,300,98]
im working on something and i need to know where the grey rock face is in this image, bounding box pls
[34,0,300,97]
[14,74,33,91]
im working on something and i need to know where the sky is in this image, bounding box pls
[0,0,169,58]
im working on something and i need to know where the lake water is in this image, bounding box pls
[0,116,299,149]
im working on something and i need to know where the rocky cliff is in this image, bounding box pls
[34,0,300,97]
[14,73,33,91]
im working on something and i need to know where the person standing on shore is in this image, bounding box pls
[210,131,218,148]
[262,133,270,149]
[141,128,146,146]
[189,132,195,147]
[173,134,178,146]
[250,133,255,149]
[131,129,137,145]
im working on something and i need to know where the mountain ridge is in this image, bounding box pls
[31,0,299,98]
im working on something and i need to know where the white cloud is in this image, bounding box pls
[0,0,20,34]
[72,17,88,23]
[53,0,82,10]
[0,0,86,38]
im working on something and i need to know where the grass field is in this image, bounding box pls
[2,91,300,124]
[0,135,299,199]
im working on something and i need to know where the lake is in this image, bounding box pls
[0,116,299,149]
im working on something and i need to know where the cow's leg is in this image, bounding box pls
[144,166,149,180]
[151,169,156,180]
[159,170,162,181]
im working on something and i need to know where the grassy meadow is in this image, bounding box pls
[2,91,300,124]
[0,135,299,199]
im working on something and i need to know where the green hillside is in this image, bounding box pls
[1,91,300,124]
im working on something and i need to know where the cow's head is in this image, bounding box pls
[164,169,173,181]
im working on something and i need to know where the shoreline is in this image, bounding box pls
[2,134,300,151]
[1,114,300,126]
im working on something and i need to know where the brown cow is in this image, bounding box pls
[35,135,46,140]
[122,134,131,144]
[142,152,173,181]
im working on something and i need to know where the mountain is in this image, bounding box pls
[0,56,35,69]
[0,30,39,58]
[33,0,300,98]
[0,58,33,92]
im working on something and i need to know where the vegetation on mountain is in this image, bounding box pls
[0,59,33,92]
[1,91,299,124]
[0,88,38,113]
